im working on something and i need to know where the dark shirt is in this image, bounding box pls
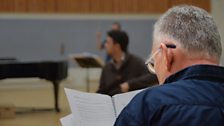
[97,53,158,96]
[114,65,224,126]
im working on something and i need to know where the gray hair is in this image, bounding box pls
[153,5,222,61]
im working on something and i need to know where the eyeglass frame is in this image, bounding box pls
[145,44,176,74]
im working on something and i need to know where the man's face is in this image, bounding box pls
[105,36,115,56]
[111,24,120,31]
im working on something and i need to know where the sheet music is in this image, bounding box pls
[65,88,116,126]
[112,89,144,117]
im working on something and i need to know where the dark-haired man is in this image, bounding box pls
[97,30,158,96]
[96,22,121,62]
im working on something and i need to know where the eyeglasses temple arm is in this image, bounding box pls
[166,44,176,48]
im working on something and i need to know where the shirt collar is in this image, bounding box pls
[110,53,126,62]
[110,53,126,69]
[164,64,224,84]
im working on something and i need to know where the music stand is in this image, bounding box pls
[72,54,104,92]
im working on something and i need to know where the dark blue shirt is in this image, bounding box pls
[114,65,224,126]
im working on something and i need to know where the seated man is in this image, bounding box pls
[97,30,158,96]
[115,5,224,126]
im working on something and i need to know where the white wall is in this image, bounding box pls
[212,0,224,65]
[0,16,156,62]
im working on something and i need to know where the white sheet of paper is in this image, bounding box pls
[60,114,74,126]
[65,88,116,126]
[112,89,143,117]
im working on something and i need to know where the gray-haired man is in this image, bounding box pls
[114,5,224,126]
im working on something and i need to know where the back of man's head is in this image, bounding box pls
[153,5,222,62]
[107,30,129,52]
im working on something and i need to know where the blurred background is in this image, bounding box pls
[0,0,223,126]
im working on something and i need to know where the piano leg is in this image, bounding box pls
[52,81,60,112]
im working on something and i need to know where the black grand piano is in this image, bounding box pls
[0,60,68,112]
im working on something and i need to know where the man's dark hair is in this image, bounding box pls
[107,30,129,52]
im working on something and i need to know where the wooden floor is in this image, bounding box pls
[0,76,99,126]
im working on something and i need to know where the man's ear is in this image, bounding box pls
[160,43,173,72]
